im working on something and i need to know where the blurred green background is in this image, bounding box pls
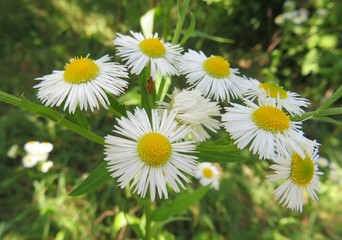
[0,0,341,239]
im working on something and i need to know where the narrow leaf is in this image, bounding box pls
[107,94,127,117]
[151,186,209,222]
[69,161,111,196]
[319,86,342,110]
[66,108,89,130]
[193,30,234,43]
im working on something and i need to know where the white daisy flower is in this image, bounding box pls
[243,78,309,116]
[22,155,39,168]
[104,108,198,201]
[113,31,183,80]
[268,146,323,212]
[34,55,129,114]
[158,88,221,142]
[196,162,221,190]
[179,49,245,102]
[7,144,19,158]
[221,100,316,160]
[24,141,54,161]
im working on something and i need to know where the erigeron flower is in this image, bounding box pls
[268,146,323,212]
[196,162,221,190]
[41,161,54,173]
[24,141,54,161]
[221,100,316,160]
[104,108,198,201]
[22,155,39,168]
[179,49,245,102]
[113,31,183,80]
[34,55,128,114]
[158,88,221,142]
[7,144,19,158]
[243,78,309,116]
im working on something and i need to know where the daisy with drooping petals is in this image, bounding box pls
[196,162,221,190]
[104,108,198,201]
[221,100,316,160]
[179,49,245,102]
[34,55,129,114]
[243,78,309,116]
[268,145,323,212]
[158,88,221,142]
[113,31,183,80]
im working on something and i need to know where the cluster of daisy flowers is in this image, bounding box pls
[34,30,323,211]
[7,141,54,173]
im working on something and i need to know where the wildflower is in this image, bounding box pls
[317,157,329,168]
[158,88,221,142]
[179,49,245,102]
[113,31,182,80]
[268,146,323,212]
[22,155,39,168]
[41,161,54,173]
[7,144,19,158]
[243,78,309,116]
[196,162,221,190]
[34,55,128,113]
[104,108,198,201]
[222,100,316,160]
[24,141,54,161]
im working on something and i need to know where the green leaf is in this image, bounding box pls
[107,94,127,117]
[179,12,196,45]
[151,186,209,222]
[319,85,342,110]
[314,116,342,125]
[195,142,248,163]
[192,30,234,44]
[69,162,111,196]
[66,108,89,130]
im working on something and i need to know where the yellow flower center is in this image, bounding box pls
[203,167,214,178]
[203,56,230,78]
[64,57,99,84]
[252,106,290,133]
[259,83,288,99]
[291,153,315,185]
[139,38,166,58]
[137,132,172,167]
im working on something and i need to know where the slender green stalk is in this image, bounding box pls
[172,0,190,44]
[156,78,166,101]
[291,108,342,121]
[144,200,152,240]
[0,91,104,145]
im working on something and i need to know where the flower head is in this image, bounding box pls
[34,55,128,113]
[104,108,198,201]
[41,161,54,173]
[113,31,183,80]
[243,78,309,116]
[22,155,39,168]
[179,49,245,102]
[196,162,221,190]
[268,146,323,212]
[7,144,19,158]
[222,100,316,160]
[24,141,54,161]
[158,88,221,142]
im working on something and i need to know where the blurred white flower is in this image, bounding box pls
[196,162,221,190]
[24,141,54,161]
[317,157,329,168]
[41,161,54,173]
[275,8,309,25]
[7,144,19,158]
[22,155,39,168]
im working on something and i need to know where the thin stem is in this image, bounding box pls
[156,78,166,101]
[172,0,190,45]
[144,200,152,240]
[291,108,342,121]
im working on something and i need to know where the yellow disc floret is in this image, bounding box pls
[203,167,214,178]
[252,106,290,133]
[139,38,166,58]
[259,83,288,99]
[291,153,315,185]
[64,57,99,84]
[203,56,230,78]
[138,132,172,167]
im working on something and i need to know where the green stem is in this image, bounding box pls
[172,0,190,45]
[0,91,104,145]
[156,78,166,101]
[291,108,342,121]
[145,200,152,240]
